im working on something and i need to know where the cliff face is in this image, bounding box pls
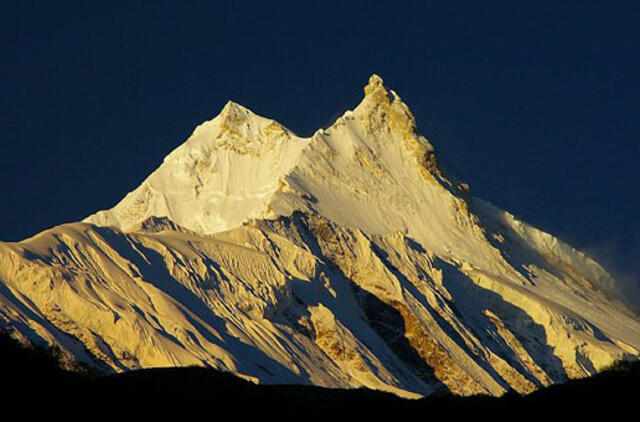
[1,75,639,398]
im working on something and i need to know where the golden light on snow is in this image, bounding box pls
[1,75,638,398]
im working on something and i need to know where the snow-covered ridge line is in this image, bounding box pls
[84,74,454,236]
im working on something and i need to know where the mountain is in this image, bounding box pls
[1,75,638,398]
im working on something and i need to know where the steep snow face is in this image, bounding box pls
[2,75,640,398]
[85,101,309,233]
[273,75,505,271]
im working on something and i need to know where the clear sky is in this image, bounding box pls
[1,1,638,297]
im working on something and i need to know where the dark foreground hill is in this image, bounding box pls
[1,333,637,416]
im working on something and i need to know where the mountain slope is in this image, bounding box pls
[1,75,639,398]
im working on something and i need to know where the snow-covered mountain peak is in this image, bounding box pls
[188,100,298,157]
[363,73,386,97]
[84,100,309,233]
[356,74,418,138]
[84,74,434,235]
[4,75,640,400]
[218,100,250,128]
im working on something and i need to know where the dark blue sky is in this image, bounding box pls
[1,2,638,293]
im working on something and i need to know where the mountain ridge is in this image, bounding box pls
[1,75,639,398]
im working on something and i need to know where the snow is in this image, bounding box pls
[1,74,639,398]
[85,101,310,234]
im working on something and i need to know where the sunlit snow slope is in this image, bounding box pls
[1,75,639,398]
